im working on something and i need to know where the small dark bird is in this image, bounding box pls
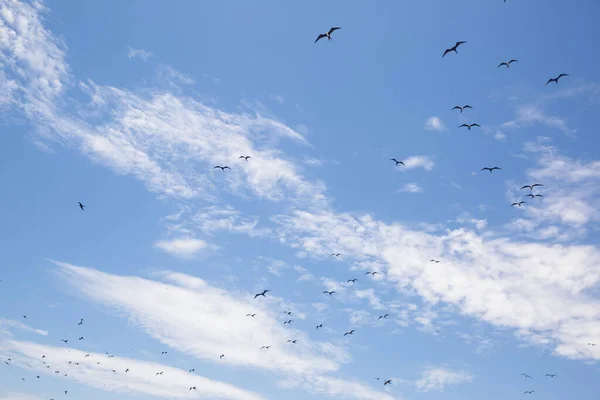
[481,167,502,173]
[587,343,597,346]
[78,337,84,340]
[78,319,83,326]
[511,201,526,207]
[78,202,85,211]
[220,354,225,359]
[526,194,544,199]
[190,386,197,391]
[520,184,543,191]
[459,123,481,130]
[366,271,379,276]
[378,314,389,320]
[284,311,292,315]
[451,105,472,113]
[61,339,68,344]
[125,369,129,373]
[213,165,231,171]
[254,290,270,299]
[260,346,271,350]
[22,315,26,319]
[323,290,336,295]
[344,330,356,336]
[545,374,556,378]
[522,373,532,379]
[239,156,251,161]
[390,158,405,166]
[246,313,256,317]
[430,259,440,263]
[315,27,341,43]
[283,319,293,325]
[523,391,535,395]
[287,339,297,343]
[498,59,518,68]
[442,41,466,58]
[374,377,380,381]
[156,371,163,376]
[546,73,569,85]
[331,253,342,257]
[316,324,323,329]
[384,379,392,386]
[161,351,167,355]
[189,369,195,372]
[347,279,358,283]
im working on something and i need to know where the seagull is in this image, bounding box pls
[239,156,251,161]
[384,379,392,386]
[378,314,389,320]
[323,290,336,295]
[254,290,270,299]
[344,330,356,336]
[366,271,379,276]
[442,41,466,58]
[315,27,341,43]
[246,313,256,317]
[511,201,526,207]
[213,165,231,171]
[347,279,358,283]
[287,339,297,343]
[520,184,543,191]
[78,202,85,211]
[451,105,472,113]
[430,259,440,263]
[459,123,481,130]
[283,319,293,325]
[545,374,557,378]
[316,324,323,329]
[546,73,569,85]
[523,391,535,395]
[498,59,518,68]
[390,158,405,166]
[526,194,544,199]
[481,167,502,173]
[331,253,342,257]
[522,373,532,379]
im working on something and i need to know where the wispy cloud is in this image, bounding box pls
[399,183,423,193]
[0,394,42,400]
[0,319,48,337]
[424,116,445,132]
[414,367,473,392]
[402,156,435,171]
[270,94,285,104]
[127,47,153,61]
[154,238,209,258]
[502,105,574,135]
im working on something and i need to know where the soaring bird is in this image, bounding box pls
[390,158,405,166]
[220,354,225,359]
[384,379,392,386]
[125,369,129,373]
[78,337,84,340]
[78,202,85,211]
[189,369,195,372]
[323,290,336,296]
[287,339,297,343]
[546,73,569,85]
[587,343,597,346]
[315,27,341,43]
[545,374,557,378]
[78,319,83,326]
[239,156,251,161]
[161,351,168,355]
[526,194,544,199]
[522,373,532,379]
[459,123,481,130]
[156,371,163,376]
[451,105,472,113]
[511,201,526,207]
[283,319,293,325]
[520,184,543,191]
[523,391,535,395]
[316,324,324,329]
[190,386,197,391]
[498,59,518,68]
[442,41,466,58]
[430,259,440,263]
[213,165,231,171]
[347,279,358,283]
[331,253,342,257]
[60,339,68,344]
[254,290,270,299]
[260,346,271,350]
[246,313,256,317]
[284,311,292,315]
[344,330,356,336]
[366,271,379,276]
[481,167,502,173]
[378,314,389,320]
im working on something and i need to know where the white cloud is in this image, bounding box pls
[157,64,196,86]
[154,238,208,258]
[0,339,265,400]
[127,47,153,61]
[402,156,435,171]
[0,319,48,337]
[399,183,423,193]
[302,158,325,167]
[270,94,285,104]
[414,367,473,392]
[502,105,574,135]
[425,116,445,132]
[293,265,314,281]
[494,131,506,140]
[0,395,41,400]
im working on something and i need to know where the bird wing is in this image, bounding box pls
[546,78,554,85]
[442,48,452,58]
[531,183,543,188]
[451,106,461,110]
[315,34,327,43]
[492,167,501,170]
[498,62,507,68]
[520,185,531,190]
[459,124,469,128]
[463,105,472,108]
[557,73,569,79]
[328,27,341,34]
[511,203,518,206]
[213,166,221,169]
[471,123,481,127]
[456,41,466,47]
[481,167,490,171]
[509,59,518,63]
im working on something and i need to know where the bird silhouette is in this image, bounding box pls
[246,313,256,317]
[523,391,535,395]
[459,123,481,130]
[378,314,389,320]
[545,374,557,378]
[254,290,270,299]
[546,73,569,85]
[347,279,358,283]
[522,373,532,379]
[430,259,440,263]
[316,324,323,329]
[390,158,405,166]
[190,386,197,391]
[161,351,167,355]
[287,339,297,343]
[283,319,293,325]
[384,379,392,386]
[451,105,472,113]
[239,156,251,161]
[366,271,379,276]
[587,343,597,346]
[442,41,466,57]
[213,165,231,171]
[511,201,526,207]
[520,184,543,191]
[283,311,292,315]
[481,167,502,173]
[156,371,163,376]
[260,346,271,350]
[189,368,195,372]
[526,194,544,199]
[315,27,341,43]
[323,290,336,295]
[344,330,356,336]
[498,59,518,68]
[331,253,342,257]
[220,354,225,359]
[78,202,85,211]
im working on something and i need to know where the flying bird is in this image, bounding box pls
[60,339,68,344]
[78,337,84,340]
[459,123,481,130]
[347,279,358,283]
[498,59,518,68]
[316,324,324,329]
[442,41,466,58]
[523,391,535,395]
[189,369,195,372]
[451,105,472,113]
[511,201,526,207]
[526,194,544,199]
[260,346,271,350]
[78,319,83,326]
[213,165,231,171]
[220,354,225,359]
[546,73,569,85]
[125,369,129,373]
[254,290,270,299]
[378,314,389,320]
[520,184,543,191]
[287,339,297,343]
[284,311,292,315]
[522,373,532,379]
[384,379,392,386]
[315,27,341,43]
[283,319,293,325]
[430,259,440,263]
[246,313,256,317]
[344,330,356,336]
[331,253,342,257]
[239,156,251,161]
[161,351,168,355]
[366,271,379,276]
[78,202,85,211]
[390,158,405,166]
[545,374,557,378]
[190,386,197,391]
[481,167,502,173]
[587,343,597,346]
[323,290,336,295]
[156,371,163,376]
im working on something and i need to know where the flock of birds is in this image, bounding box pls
[3,1,595,399]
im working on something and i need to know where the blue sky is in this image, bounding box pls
[1,0,600,399]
